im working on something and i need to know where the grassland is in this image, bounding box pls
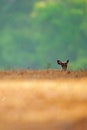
[0,69,87,79]
[0,69,87,130]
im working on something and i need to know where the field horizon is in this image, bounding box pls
[0,69,87,79]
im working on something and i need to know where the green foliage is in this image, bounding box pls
[0,0,87,70]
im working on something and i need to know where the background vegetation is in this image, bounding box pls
[0,0,87,70]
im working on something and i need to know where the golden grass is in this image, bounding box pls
[0,70,87,130]
[0,69,87,79]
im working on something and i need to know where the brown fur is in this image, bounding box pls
[57,60,69,70]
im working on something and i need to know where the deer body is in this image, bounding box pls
[57,60,69,71]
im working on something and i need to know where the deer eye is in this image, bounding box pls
[67,60,69,63]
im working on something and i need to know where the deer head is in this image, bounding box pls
[57,59,69,71]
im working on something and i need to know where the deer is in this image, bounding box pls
[57,59,69,71]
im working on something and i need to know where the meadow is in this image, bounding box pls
[0,69,87,130]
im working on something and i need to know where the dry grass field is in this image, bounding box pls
[0,69,87,130]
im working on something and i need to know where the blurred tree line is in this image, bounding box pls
[0,0,87,70]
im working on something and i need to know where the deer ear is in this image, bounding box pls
[57,60,62,65]
[67,60,69,63]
